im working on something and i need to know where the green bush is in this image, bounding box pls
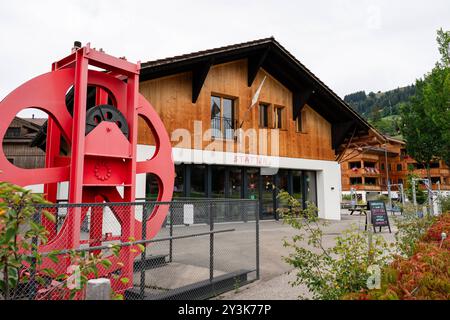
[393,203,436,257]
[344,213,450,300]
[278,191,392,300]
[0,182,127,300]
[437,194,450,213]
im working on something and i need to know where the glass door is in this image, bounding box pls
[261,174,276,219]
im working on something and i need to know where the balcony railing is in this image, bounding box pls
[211,116,237,140]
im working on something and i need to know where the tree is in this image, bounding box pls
[400,28,450,179]
[425,29,450,166]
[405,171,427,206]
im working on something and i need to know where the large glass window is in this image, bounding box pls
[210,96,235,139]
[211,166,226,198]
[191,165,206,198]
[277,170,289,209]
[229,167,242,199]
[246,168,259,200]
[261,174,275,218]
[173,165,184,198]
[145,173,159,200]
[304,171,317,205]
[292,170,303,202]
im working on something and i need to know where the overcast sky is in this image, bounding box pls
[1,0,449,118]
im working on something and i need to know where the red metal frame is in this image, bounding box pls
[0,44,175,293]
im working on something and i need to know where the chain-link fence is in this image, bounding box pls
[2,199,259,300]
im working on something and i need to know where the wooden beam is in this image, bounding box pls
[192,59,213,103]
[247,48,270,87]
[332,121,355,151]
[293,88,313,120]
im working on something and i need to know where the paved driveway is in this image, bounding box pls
[216,210,397,300]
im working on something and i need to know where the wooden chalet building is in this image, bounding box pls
[340,128,450,202]
[3,117,46,169]
[136,38,372,220]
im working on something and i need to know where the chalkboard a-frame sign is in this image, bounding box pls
[367,201,391,233]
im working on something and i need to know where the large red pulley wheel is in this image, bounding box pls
[0,46,175,291]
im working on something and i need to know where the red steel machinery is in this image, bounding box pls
[0,42,175,294]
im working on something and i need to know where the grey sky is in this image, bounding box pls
[1,0,449,118]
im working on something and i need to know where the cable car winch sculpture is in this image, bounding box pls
[0,42,175,295]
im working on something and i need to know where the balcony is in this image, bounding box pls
[362,167,380,176]
[210,116,237,140]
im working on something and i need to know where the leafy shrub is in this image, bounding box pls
[344,213,450,300]
[376,194,389,203]
[342,194,352,201]
[437,194,450,213]
[0,182,128,300]
[421,212,450,248]
[343,242,450,300]
[279,191,392,300]
[393,203,436,257]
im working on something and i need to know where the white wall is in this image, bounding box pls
[137,145,342,220]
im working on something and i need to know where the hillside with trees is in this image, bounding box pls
[344,85,416,138]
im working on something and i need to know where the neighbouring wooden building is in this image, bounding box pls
[136,38,372,220]
[340,128,450,202]
[2,117,46,169]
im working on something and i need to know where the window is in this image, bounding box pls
[7,158,14,164]
[430,162,440,169]
[229,167,243,199]
[398,178,403,185]
[145,174,160,200]
[246,168,258,200]
[349,162,362,169]
[259,103,269,128]
[304,171,317,205]
[397,164,403,171]
[295,109,307,133]
[431,177,441,184]
[381,163,385,170]
[6,127,20,138]
[296,117,302,132]
[365,177,377,185]
[173,165,185,198]
[210,96,235,139]
[273,106,285,129]
[350,177,363,185]
[191,165,206,197]
[211,166,226,198]
[364,162,376,168]
[292,171,303,201]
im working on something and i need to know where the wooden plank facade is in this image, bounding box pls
[138,59,335,161]
[3,117,45,169]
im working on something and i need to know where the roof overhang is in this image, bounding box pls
[140,38,373,151]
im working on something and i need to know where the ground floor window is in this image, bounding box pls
[191,164,206,197]
[147,164,318,219]
[211,166,226,198]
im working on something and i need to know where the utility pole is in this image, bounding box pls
[384,144,392,210]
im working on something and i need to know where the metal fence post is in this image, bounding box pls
[169,206,173,263]
[29,207,41,300]
[209,201,214,282]
[255,200,260,280]
[140,203,147,299]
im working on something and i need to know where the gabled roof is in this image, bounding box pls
[140,37,373,150]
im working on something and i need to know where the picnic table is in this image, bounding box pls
[348,204,368,215]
